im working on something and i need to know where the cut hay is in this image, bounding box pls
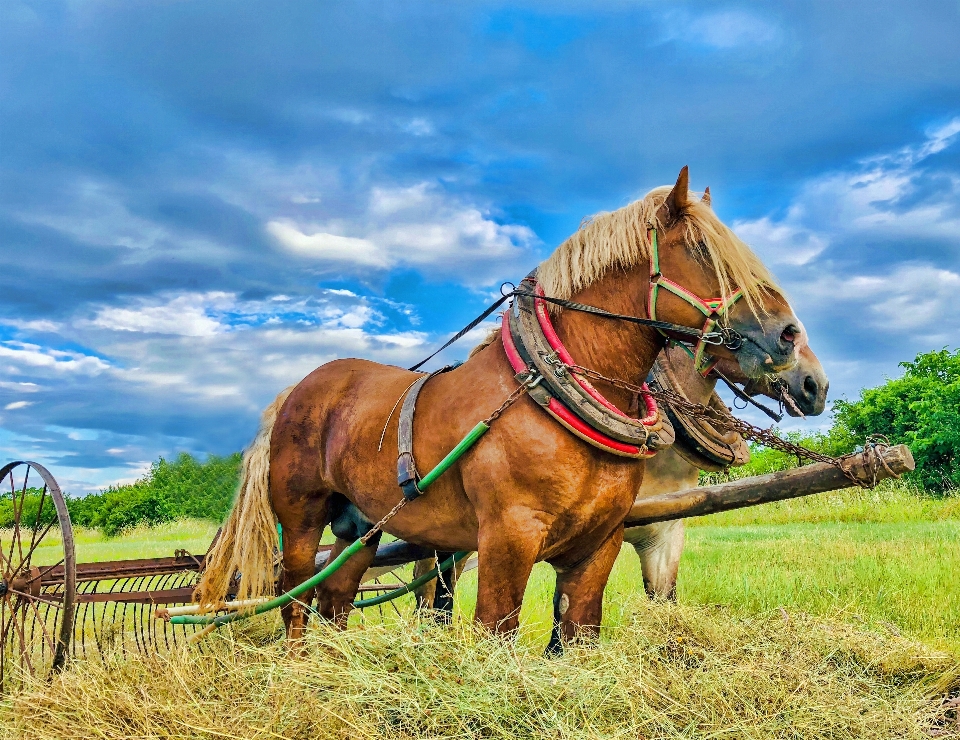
[3,599,957,739]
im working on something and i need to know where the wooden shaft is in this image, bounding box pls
[625,444,915,527]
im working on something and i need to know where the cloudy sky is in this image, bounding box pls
[2,1,959,493]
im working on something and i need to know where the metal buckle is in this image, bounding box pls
[700,332,725,346]
[516,368,544,388]
[720,327,744,351]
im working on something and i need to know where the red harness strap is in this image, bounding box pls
[533,285,660,425]
[501,307,658,459]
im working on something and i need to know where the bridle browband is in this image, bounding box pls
[410,227,749,373]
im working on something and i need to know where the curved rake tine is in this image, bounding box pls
[9,598,36,676]
[25,596,56,660]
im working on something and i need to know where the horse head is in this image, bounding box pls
[652,167,801,380]
[715,334,829,417]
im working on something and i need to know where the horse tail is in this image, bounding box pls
[194,385,296,611]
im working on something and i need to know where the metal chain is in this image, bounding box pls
[482,384,529,425]
[359,496,409,545]
[564,363,891,488]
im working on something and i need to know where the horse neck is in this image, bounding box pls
[658,345,721,406]
[549,268,663,410]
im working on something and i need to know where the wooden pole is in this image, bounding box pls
[625,444,915,527]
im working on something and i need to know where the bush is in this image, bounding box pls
[64,452,242,536]
[833,348,960,494]
[86,483,175,537]
[0,488,60,529]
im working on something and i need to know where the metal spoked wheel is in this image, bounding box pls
[0,461,76,693]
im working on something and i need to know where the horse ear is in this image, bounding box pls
[701,186,711,207]
[663,166,690,223]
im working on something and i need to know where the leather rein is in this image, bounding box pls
[394,227,788,491]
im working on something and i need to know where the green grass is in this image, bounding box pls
[5,602,957,739]
[436,482,960,653]
[4,482,959,739]
[1,519,220,567]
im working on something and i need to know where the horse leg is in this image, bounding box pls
[625,520,685,600]
[474,526,545,634]
[277,502,327,644]
[413,552,465,622]
[545,527,624,655]
[433,553,469,619]
[412,557,439,611]
[314,535,379,628]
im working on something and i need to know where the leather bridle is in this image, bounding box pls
[646,227,745,377]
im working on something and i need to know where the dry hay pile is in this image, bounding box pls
[2,599,958,740]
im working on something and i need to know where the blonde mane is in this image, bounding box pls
[537,186,783,316]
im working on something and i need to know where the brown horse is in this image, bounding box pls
[410,339,828,632]
[197,168,804,646]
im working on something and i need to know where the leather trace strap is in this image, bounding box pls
[647,227,745,377]
[397,364,459,500]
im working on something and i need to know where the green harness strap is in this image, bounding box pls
[171,422,490,629]
[648,228,745,376]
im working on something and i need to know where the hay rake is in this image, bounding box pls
[0,460,456,694]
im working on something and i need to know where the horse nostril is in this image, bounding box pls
[803,376,818,398]
[780,324,799,344]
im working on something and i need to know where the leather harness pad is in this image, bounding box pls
[650,345,750,472]
[397,365,458,500]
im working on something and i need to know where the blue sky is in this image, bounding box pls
[2,1,959,493]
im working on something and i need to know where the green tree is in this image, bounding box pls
[833,348,960,494]
[64,452,242,536]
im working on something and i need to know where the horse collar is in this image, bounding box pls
[502,276,674,458]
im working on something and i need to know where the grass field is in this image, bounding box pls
[5,481,959,739]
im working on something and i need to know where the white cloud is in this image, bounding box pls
[0,341,109,375]
[4,401,33,410]
[402,118,434,137]
[266,222,388,266]
[290,194,322,204]
[88,292,233,336]
[733,211,828,266]
[0,381,39,392]
[369,183,432,216]
[799,264,960,338]
[660,9,781,50]
[0,318,61,333]
[267,183,537,283]
[57,290,428,408]
[735,117,960,268]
